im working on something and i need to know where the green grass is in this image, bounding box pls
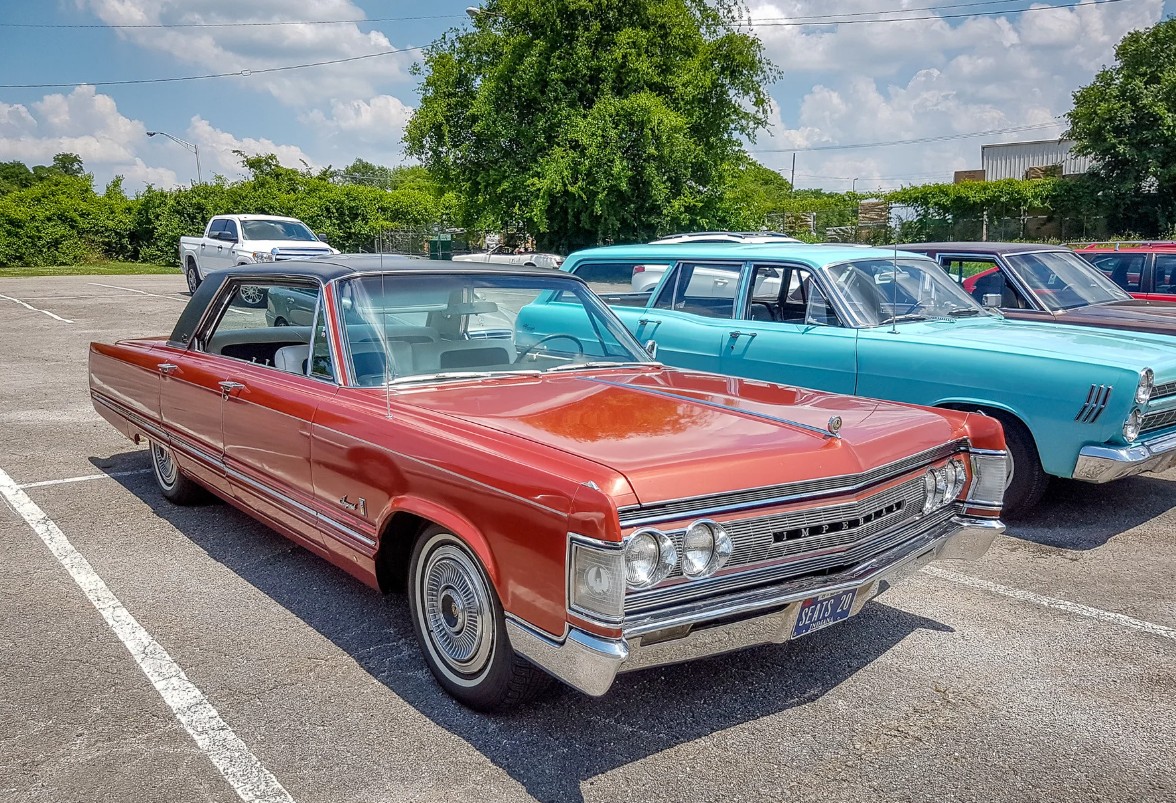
[0,261,177,277]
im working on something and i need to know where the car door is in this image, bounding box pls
[718,264,858,393]
[936,254,1049,321]
[1086,252,1145,296]
[198,219,226,276]
[210,218,240,269]
[194,276,334,549]
[154,338,234,497]
[1147,253,1176,302]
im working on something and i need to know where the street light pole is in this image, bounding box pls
[147,130,202,184]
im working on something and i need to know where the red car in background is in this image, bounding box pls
[1072,242,1176,303]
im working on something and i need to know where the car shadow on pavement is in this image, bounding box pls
[1003,473,1176,551]
[105,457,953,803]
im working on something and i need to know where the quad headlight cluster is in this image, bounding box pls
[625,520,733,589]
[923,458,968,514]
[1136,368,1154,404]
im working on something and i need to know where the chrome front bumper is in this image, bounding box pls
[1072,429,1176,483]
[505,515,1003,697]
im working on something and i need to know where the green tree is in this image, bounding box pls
[1066,17,1176,235]
[719,155,792,229]
[405,0,776,251]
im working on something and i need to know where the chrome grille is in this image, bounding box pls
[1152,381,1176,401]
[626,507,954,613]
[1075,384,1112,423]
[617,439,965,526]
[1142,408,1176,434]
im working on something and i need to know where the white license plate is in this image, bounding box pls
[791,589,857,639]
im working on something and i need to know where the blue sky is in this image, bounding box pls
[1,0,1172,192]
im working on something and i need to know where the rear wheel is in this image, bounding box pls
[150,441,208,505]
[991,412,1048,519]
[407,526,552,711]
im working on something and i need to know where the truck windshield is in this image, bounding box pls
[241,220,317,241]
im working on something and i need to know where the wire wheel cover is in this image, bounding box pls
[421,545,493,674]
[152,443,177,487]
[239,285,265,304]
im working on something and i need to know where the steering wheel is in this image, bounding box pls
[516,334,585,361]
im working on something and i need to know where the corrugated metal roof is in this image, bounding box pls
[981,139,1091,180]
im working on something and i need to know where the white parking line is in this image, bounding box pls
[0,292,73,323]
[0,465,296,803]
[18,469,152,490]
[926,566,1176,642]
[87,282,188,301]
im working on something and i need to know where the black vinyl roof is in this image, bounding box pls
[897,242,1070,255]
[168,254,573,346]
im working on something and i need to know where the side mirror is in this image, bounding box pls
[981,293,1002,308]
[644,340,658,359]
[218,230,238,243]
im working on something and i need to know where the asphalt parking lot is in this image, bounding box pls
[2,274,1175,803]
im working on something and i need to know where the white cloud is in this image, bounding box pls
[74,0,419,107]
[0,86,143,167]
[186,116,318,176]
[749,0,1164,190]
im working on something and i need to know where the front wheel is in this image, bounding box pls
[407,526,551,711]
[185,261,201,295]
[150,441,208,505]
[237,284,268,308]
[991,413,1048,519]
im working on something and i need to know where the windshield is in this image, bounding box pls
[1004,250,1131,310]
[339,273,652,386]
[825,256,990,327]
[241,219,317,242]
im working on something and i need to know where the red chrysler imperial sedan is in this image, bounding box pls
[88,255,1007,710]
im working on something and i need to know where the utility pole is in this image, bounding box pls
[790,153,796,190]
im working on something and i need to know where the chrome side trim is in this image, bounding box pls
[1072,429,1176,483]
[618,439,967,525]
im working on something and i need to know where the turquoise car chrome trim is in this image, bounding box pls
[1073,429,1176,483]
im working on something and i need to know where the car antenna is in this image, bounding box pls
[891,241,899,335]
[381,272,393,418]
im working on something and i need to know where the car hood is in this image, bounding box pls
[240,240,336,254]
[399,368,966,506]
[888,316,1176,374]
[1057,300,1176,331]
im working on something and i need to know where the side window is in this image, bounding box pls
[308,300,334,380]
[941,257,996,285]
[197,279,322,374]
[571,261,666,307]
[774,267,841,326]
[208,219,226,237]
[1090,254,1143,292]
[652,262,742,319]
[222,219,239,241]
[1154,254,1176,291]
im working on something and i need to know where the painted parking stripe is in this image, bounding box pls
[926,566,1176,642]
[18,469,152,490]
[0,292,73,323]
[88,282,188,301]
[0,465,297,803]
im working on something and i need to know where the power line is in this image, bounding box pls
[744,0,1136,27]
[748,0,1047,24]
[0,45,428,89]
[0,14,463,29]
[748,122,1063,153]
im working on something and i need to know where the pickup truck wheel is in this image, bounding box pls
[185,262,201,294]
[150,441,208,505]
[408,526,552,711]
[991,413,1048,520]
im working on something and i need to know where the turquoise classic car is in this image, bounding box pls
[514,243,1176,517]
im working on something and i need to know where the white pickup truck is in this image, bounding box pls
[178,214,338,298]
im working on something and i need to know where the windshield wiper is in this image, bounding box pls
[545,361,660,373]
[947,308,982,317]
[881,313,927,324]
[387,369,540,386]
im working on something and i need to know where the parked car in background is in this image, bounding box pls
[539,243,1176,517]
[453,244,563,269]
[1072,241,1176,303]
[178,214,339,297]
[88,255,1006,710]
[633,232,803,294]
[650,231,802,244]
[900,242,1176,336]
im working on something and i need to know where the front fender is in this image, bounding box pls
[378,495,502,587]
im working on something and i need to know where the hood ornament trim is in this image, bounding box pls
[826,415,843,438]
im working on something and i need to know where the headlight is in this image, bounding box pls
[680,520,733,579]
[1123,409,1143,442]
[251,251,276,263]
[568,539,625,622]
[624,529,677,589]
[923,458,968,513]
[1136,368,1154,404]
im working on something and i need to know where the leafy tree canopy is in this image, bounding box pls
[405,0,777,250]
[1066,17,1176,234]
[0,152,88,195]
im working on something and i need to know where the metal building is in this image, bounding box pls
[981,139,1092,181]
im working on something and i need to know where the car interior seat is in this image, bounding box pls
[273,345,310,375]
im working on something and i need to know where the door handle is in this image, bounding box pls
[728,331,757,340]
[637,318,660,327]
[218,380,245,399]
[157,362,178,375]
